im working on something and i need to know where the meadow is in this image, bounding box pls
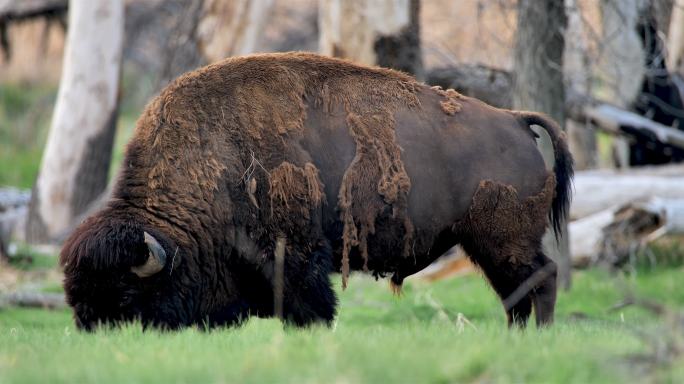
[1,264,682,383]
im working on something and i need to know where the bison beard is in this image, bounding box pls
[60,52,572,331]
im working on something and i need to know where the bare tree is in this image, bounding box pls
[26,0,123,243]
[564,0,597,170]
[198,0,274,63]
[598,0,647,167]
[318,0,423,77]
[668,1,684,73]
[513,0,571,289]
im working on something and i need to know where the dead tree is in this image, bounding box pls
[513,0,571,289]
[668,0,684,74]
[318,0,423,78]
[26,0,124,243]
[198,0,274,63]
[564,0,598,169]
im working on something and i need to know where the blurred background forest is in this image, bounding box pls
[0,1,684,381]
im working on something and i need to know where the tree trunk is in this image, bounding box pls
[198,0,274,63]
[318,0,423,78]
[156,0,206,89]
[599,0,648,168]
[668,1,684,74]
[513,0,571,289]
[564,0,597,170]
[26,0,123,243]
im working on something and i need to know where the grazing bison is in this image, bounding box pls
[61,52,572,330]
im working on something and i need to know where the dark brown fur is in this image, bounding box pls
[60,52,572,330]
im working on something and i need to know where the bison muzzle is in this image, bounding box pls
[60,52,573,331]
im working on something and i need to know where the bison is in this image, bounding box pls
[61,52,572,331]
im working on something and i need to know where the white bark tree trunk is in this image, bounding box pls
[667,0,684,73]
[198,0,274,63]
[318,0,422,77]
[26,0,123,242]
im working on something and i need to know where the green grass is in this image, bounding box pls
[1,268,682,383]
[6,244,59,271]
[0,83,56,188]
[0,82,141,189]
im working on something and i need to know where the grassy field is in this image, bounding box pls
[1,266,682,383]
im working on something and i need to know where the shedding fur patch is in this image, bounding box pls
[133,53,424,290]
[432,85,464,116]
[268,162,325,220]
[338,110,413,288]
[459,174,556,266]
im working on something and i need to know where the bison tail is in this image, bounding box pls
[517,111,574,240]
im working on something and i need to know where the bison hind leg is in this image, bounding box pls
[530,251,557,327]
[462,240,558,328]
[464,247,533,328]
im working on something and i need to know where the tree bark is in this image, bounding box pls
[564,0,597,170]
[198,0,274,63]
[513,0,571,289]
[156,0,206,89]
[570,197,684,268]
[318,0,423,78]
[599,0,648,168]
[668,0,684,74]
[0,292,66,310]
[0,0,67,61]
[26,0,123,243]
[571,165,684,219]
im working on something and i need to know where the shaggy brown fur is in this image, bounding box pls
[60,52,573,331]
[338,111,413,287]
[457,174,556,265]
[268,162,325,222]
[135,52,421,265]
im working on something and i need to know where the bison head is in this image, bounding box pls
[60,214,191,331]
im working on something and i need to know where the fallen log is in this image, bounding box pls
[571,165,684,220]
[0,188,30,261]
[0,291,66,310]
[570,197,684,267]
[426,64,512,108]
[413,246,475,281]
[584,104,684,149]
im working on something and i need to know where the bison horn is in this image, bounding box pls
[131,231,167,278]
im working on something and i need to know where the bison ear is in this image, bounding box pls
[131,231,167,278]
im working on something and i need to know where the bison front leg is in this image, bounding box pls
[275,239,337,327]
